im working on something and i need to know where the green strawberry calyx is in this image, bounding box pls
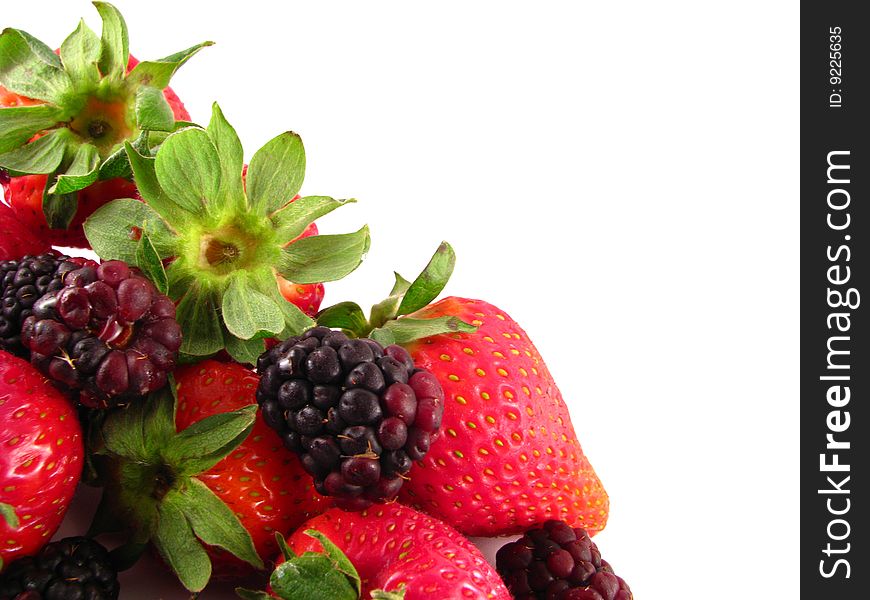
[0,2,212,228]
[236,532,406,600]
[316,241,475,345]
[89,381,264,592]
[83,102,369,364]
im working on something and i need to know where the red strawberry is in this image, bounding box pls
[0,202,50,261]
[0,4,208,248]
[274,504,511,600]
[0,351,83,569]
[173,360,330,578]
[398,297,609,537]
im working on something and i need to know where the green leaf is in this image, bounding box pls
[302,530,361,597]
[275,532,296,560]
[176,283,226,357]
[369,273,413,329]
[0,502,18,529]
[135,86,175,132]
[278,225,370,284]
[389,272,413,297]
[175,420,253,477]
[370,588,407,600]
[164,404,256,465]
[250,268,315,337]
[60,19,101,90]
[315,302,369,336]
[141,383,177,451]
[127,41,214,89]
[155,127,221,216]
[42,186,79,230]
[223,333,266,366]
[268,553,358,600]
[222,274,286,340]
[370,316,476,345]
[396,242,455,316]
[84,198,179,264]
[49,142,99,194]
[136,231,169,295]
[0,105,64,154]
[368,328,395,346]
[247,131,305,215]
[124,141,192,225]
[99,395,151,461]
[177,478,264,570]
[206,103,245,210]
[0,28,72,104]
[272,196,356,245]
[0,128,74,175]
[153,490,212,593]
[235,589,272,600]
[94,2,129,82]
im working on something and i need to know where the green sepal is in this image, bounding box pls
[0,502,18,529]
[94,2,130,83]
[176,282,225,357]
[154,126,221,216]
[268,553,358,600]
[369,273,412,330]
[0,27,72,104]
[278,226,371,284]
[222,273,286,340]
[59,19,101,91]
[302,530,361,597]
[177,478,264,570]
[236,589,272,600]
[370,316,476,346]
[370,588,407,600]
[135,230,169,295]
[49,142,99,194]
[396,241,455,316]
[206,103,245,211]
[153,490,213,593]
[247,131,306,216]
[84,198,179,264]
[250,268,315,337]
[127,41,214,89]
[315,302,369,337]
[0,127,75,176]
[98,130,149,180]
[42,184,79,230]
[163,404,256,466]
[276,532,296,560]
[135,86,175,132]
[0,105,65,154]
[223,333,266,366]
[97,390,175,462]
[124,140,193,225]
[272,196,356,246]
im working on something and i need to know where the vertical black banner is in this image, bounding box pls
[802,2,868,597]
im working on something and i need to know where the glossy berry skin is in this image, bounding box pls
[174,361,329,578]
[399,297,609,537]
[285,504,511,600]
[0,56,189,249]
[0,204,50,262]
[0,536,119,599]
[0,352,83,567]
[496,520,632,600]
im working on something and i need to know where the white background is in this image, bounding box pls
[4,1,800,598]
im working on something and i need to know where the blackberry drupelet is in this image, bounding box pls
[496,520,632,600]
[0,537,119,600]
[256,326,445,509]
[0,254,78,357]
[20,260,182,409]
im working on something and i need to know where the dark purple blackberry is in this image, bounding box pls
[256,327,445,509]
[0,537,120,600]
[20,259,181,409]
[495,521,633,600]
[0,254,76,357]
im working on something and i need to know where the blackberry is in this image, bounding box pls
[256,326,445,509]
[495,520,633,600]
[20,260,182,409]
[0,254,76,357]
[0,536,120,600]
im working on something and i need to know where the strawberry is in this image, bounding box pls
[315,243,609,537]
[238,504,511,600]
[174,360,329,577]
[83,103,365,365]
[91,360,328,592]
[0,2,210,247]
[0,351,83,570]
[0,201,50,260]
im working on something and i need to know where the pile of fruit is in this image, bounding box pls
[0,4,629,599]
